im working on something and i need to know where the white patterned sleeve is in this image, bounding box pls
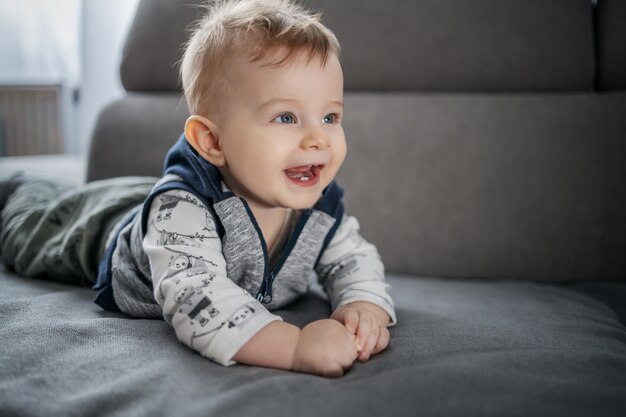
[315,214,397,326]
[142,189,281,366]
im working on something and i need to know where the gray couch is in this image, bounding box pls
[1,0,625,416]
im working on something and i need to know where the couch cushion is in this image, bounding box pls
[306,0,595,92]
[1,268,625,417]
[120,0,595,93]
[596,0,626,90]
[86,94,188,181]
[604,93,626,279]
[120,0,201,93]
[336,92,608,282]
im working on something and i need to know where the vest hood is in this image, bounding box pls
[162,134,231,203]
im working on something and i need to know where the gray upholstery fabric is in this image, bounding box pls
[336,92,611,282]
[87,94,188,181]
[304,0,595,92]
[1,267,625,417]
[596,0,626,90]
[604,93,626,278]
[120,0,201,93]
[120,0,595,93]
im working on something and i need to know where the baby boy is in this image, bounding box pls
[0,0,396,378]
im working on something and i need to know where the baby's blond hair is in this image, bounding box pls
[180,0,341,117]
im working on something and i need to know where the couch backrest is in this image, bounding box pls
[596,0,626,90]
[87,0,626,282]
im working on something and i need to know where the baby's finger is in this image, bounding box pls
[355,316,372,352]
[358,325,379,361]
[372,326,390,354]
[343,309,360,334]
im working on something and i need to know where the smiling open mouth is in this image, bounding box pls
[284,164,323,186]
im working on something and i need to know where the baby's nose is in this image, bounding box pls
[301,127,330,150]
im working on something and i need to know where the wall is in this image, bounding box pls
[77,0,140,154]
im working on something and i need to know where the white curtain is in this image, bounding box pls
[0,0,81,87]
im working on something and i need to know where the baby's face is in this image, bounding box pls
[214,49,346,210]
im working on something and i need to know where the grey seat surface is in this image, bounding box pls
[1,267,625,417]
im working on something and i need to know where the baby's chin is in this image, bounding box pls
[279,200,319,211]
[277,193,324,210]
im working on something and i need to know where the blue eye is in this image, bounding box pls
[273,113,296,124]
[323,113,338,124]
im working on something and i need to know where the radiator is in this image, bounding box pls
[0,84,64,156]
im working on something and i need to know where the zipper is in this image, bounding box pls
[240,198,312,305]
[239,199,272,304]
[261,208,312,303]
[256,272,274,304]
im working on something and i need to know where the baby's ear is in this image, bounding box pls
[184,115,226,167]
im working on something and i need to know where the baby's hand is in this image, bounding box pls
[331,301,391,362]
[291,319,358,378]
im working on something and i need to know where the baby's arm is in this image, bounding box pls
[144,190,357,375]
[143,191,280,366]
[233,319,358,377]
[316,214,397,360]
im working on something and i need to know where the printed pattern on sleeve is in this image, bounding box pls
[315,214,397,326]
[143,189,281,366]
